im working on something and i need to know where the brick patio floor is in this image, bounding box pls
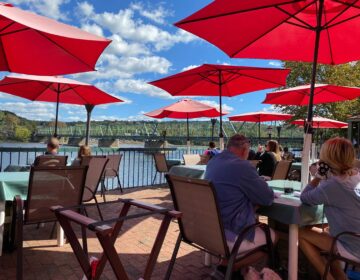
[0,185,216,280]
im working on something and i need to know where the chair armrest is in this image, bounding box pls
[118,198,181,218]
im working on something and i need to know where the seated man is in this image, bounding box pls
[205,134,276,263]
[44,137,60,155]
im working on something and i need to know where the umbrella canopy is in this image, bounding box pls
[144,98,226,119]
[229,111,293,139]
[176,0,360,187]
[149,64,290,148]
[263,84,360,106]
[292,116,348,129]
[144,99,226,152]
[0,74,123,143]
[0,3,110,75]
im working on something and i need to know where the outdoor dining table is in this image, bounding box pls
[0,171,65,256]
[168,165,324,280]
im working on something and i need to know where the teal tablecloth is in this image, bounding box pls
[0,172,29,201]
[169,165,206,179]
[258,179,324,225]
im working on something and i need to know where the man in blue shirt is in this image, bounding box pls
[205,134,276,255]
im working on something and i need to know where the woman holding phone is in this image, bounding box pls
[299,137,360,280]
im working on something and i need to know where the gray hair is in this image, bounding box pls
[226,134,250,149]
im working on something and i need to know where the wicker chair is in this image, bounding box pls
[271,160,292,180]
[33,155,68,167]
[152,153,169,185]
[165,174,275,280]
[51,199,181,280]
[323,232,360,280]
[101,154,123,199]
[183,154,202,165]
[11,165,88,280]
[81,156,109,220]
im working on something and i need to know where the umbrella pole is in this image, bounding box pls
[54,85,60,138]
[218,71,224,150]
[301,0,324,188]
[85,105,95,146]
[258,122,260,142]
[186,114,191,154]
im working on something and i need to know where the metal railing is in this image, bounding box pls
[0,146,207,189]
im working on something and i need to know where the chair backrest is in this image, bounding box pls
[33,155,68,167]
[80,155,106,167]
[249,160,259,168]
[272,160,292,180]
[82,157,109,202]
[25,165,87,224]
[183,154,201,165]
[103,154,122,178]
[166,174,229,257]
[153,153,169,173]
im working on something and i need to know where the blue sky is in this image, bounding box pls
[0,0,283,122]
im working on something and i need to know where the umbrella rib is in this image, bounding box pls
[0,27,30,37]
[0,22,15,34]
[35,30,94,70]
[276,6,314,29]
[231,1,316,57]
[326,10,360,29]
[323,0,357,28]
[177,0,304,24]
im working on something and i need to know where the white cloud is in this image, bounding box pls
[92,115,120,121]
[130,2,172,25]
[268,61,283,67]
[115,79,176,99]
[262,105,278,112]
[10,0,69,20]
[77,2,197,51]
[181,65,199,72]
[0,101,55,120]
[198,100,234,113]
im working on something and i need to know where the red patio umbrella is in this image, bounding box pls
[263,84,360,106]
[291,116,348,129]
[229,111,293,140]
[0,3,110,75]
[176,0,360,188]
[0,74,123,144]
[149,64,290,149]
[144,98,226,152]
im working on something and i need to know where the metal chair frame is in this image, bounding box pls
[165,174,275,280]
[152,153,169,185]
[51,199,181,280]
[100,154,123,201]
[323,232,360,280]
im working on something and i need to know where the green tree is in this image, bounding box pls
[278,61,360,122]
[14,126,31,141]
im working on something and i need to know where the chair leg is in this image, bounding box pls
[116,173,123,193]
[164,233,182,280]
[100,178,107,203]
[322,258,332,280]
[152,172,158,185]
[15,204,23,280]
[94,196,104,221]
[50,222,56,239]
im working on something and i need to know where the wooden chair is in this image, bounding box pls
[183,154,201,165]
[271,160,292,180]
[11,165,88,280]
[165,174,275,280]
[101,154,123,198]
[51,199,181,280]
[323,232,360,279]
[33,155,68,167]
[152,153,169,185]
[81,156,109,220]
